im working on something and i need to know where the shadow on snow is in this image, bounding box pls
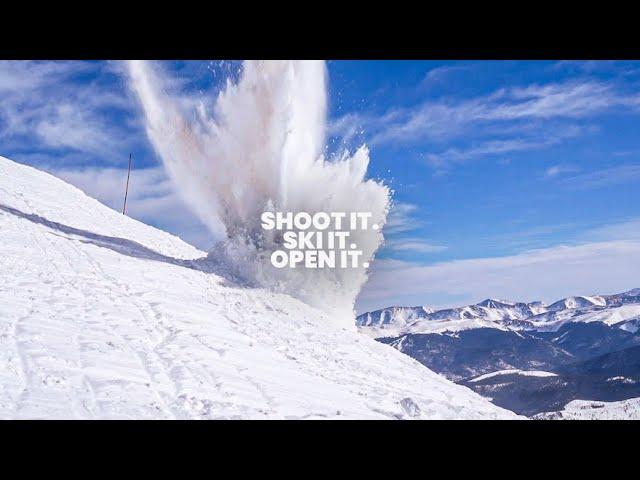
[0,203,248,288]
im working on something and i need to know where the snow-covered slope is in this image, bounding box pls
[468,370,558,383]
[0,156,517,419]
[534,398,640,420]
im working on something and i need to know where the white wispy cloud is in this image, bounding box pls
[368,80,627,145]
[584,217,640,242]
[426,136,565,171]
[0,61,92,93]
[357,239,640,313]
[0,60,138,161]
[545,164,580,177]
[424,122,591,173]
[384,202,422,234]
[558,164,640,189]
[488,81,618,120]
[384,238,447,253]
[420,65,469,89]
[380,202,445,255]
[331,79,640,174]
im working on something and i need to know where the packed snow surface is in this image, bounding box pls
[469,370,558,383]
[0,157,517,419]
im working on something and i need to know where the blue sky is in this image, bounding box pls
[1,60,639,312]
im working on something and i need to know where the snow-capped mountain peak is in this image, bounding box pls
[355,305,435,337]
[358,289,640,338]
[477,298,515,308]
[547,295,606,312]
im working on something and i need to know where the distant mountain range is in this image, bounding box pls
[357,289,640,337]
[357,289,640,417]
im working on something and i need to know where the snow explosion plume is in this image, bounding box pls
[127,60,390,325]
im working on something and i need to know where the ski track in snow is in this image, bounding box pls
[0,156,518,419]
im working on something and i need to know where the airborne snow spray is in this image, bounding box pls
[127,61,390,327]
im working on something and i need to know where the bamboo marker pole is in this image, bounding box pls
[122,153,132,215]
